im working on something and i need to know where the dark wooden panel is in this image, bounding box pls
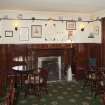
[0,32,104,89]
[101,18,105,66]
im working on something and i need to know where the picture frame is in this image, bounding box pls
[68,30,73,39]
[31,25,42,38]
[66,21,76,30]
[19,27,29,41]
[88,33,95,38]
[5,31,13,37]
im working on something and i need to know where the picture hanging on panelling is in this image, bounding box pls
[66,21,76,30]
[68,30,73,40]
[88,33,95,38]
[31,25,42,38]
[19,27,29,41]
[5,30,13,37]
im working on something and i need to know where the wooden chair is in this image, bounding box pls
[24,68,48,97]
[83,67,97,94]
[83,58,97,94]
[24,72,43,97]
[75,65,86,80]
[39,68,48,95]
[95,70,105,96]
[102,93,105,105]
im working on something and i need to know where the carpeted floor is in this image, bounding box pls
[16,81,101,105]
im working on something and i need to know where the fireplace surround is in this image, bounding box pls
[38,56,62,81]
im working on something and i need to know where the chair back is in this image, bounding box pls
[28,73,43,84]
[88,58,96,70]
[39,68,48,81]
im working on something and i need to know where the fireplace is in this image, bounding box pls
[38,56,65,81]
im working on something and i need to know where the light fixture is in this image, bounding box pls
[12,20,20,31]
[79,22,88,31]
[15,27,18,31]
[81,28,84,31]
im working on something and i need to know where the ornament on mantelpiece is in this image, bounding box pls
[17,14,23,19]
[58,16,64,23]
[90,15,96,21]
[58,16,63,20]
[78,17,82,21]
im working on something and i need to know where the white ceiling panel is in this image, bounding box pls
[0,0,105,13]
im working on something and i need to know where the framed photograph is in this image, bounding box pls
[31,25,42,38]
[66,21,76,30]
[68,30,73,39]
[88,33,95,38]
[19,27,29,41]
[5,31,13,37]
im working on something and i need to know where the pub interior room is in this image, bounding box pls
[0,0,105,105]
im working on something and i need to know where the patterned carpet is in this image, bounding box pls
[16,81,101,105]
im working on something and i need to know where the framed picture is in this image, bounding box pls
[66,21,76,30]
[88,33,95,38]
[31,25,42,38]
[19,27,29,41]
[68,30,73,39]
[5,31,13,37]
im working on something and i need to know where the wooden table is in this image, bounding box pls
[12,65,34,88]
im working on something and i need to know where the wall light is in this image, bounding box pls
[12,20,20,31]
[79,22,88,31]
[15,27,18,31]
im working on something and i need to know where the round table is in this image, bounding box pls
[12,65,34,88]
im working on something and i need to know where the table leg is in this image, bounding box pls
[15,73,17,88]
[20,73,22,88]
